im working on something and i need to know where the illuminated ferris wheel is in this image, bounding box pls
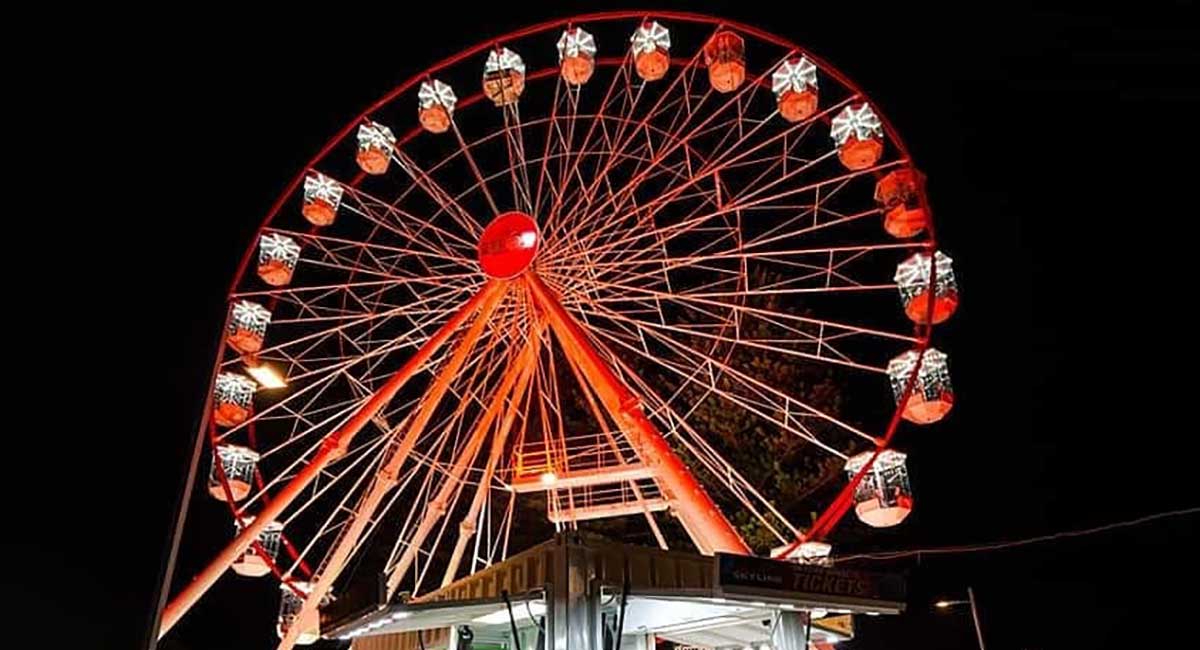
[159,12,959,649]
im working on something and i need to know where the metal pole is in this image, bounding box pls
[967,587,986,650]
[502,590,525,650]
[613,562,630,650]
[144,308,231,649]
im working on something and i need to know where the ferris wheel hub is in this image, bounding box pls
[477,211,539,279]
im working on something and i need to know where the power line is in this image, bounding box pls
[833,506,1200,563]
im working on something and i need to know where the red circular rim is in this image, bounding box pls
[207,10,941,564]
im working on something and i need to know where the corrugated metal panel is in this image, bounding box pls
[353,627,448,650]
[419,539,556,605]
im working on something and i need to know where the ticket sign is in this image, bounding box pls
[715,553,905,612]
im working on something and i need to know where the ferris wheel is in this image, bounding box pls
[159,12,959,649]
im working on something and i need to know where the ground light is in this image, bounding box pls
[934,586,987,650]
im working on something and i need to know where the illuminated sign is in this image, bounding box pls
[714,554,905,609]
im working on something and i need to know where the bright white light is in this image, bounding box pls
[473,601,546,625]
[390,611,411,620]
[518,231,537,247]
[539,471,558,485]
[757,643,771,650]
[246,362,288,389]
[865,611,880,616]
[810,608,828,619]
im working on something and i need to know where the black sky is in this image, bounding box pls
[14,3,1200,650]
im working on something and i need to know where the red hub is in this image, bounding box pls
[477,211,539,279]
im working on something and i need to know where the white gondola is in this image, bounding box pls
[212,373,256,428]
[630,20,670,81]
[231,517,283,577]
[483,47,525,106]
[226,300,271,355]
[887,348,954,424]
[830,103,884,170]
[356,121,395,175]
[257,233,301,287]
[772,57,819,123]
[557,27,597,85]
[208,444,259,502]
[301,173,343,226]
[844,450,913,528]
[895,250,959,324]
[417,79,457,134]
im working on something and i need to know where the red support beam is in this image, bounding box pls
[159,280,503,639]
[386,322,542,598]
[277,281,508,650]
[525,272,750,556]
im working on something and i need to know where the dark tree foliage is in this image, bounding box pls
[659,268,860,553]
[547,267,864,554]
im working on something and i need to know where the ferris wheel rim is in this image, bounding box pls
[183,12,953,643]
[206,7,939,550]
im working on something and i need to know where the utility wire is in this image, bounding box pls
[834,506,1200,563]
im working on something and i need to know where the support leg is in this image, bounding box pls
[276,283,508,650]
[525,272,749,556]
[440,322,545,587]
[158,281,503,639]
[386,324,542,597]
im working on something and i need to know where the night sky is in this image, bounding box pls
[18,3,1199,650]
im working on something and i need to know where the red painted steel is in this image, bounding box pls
[525,272,750,556]
[159,281,502,638]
